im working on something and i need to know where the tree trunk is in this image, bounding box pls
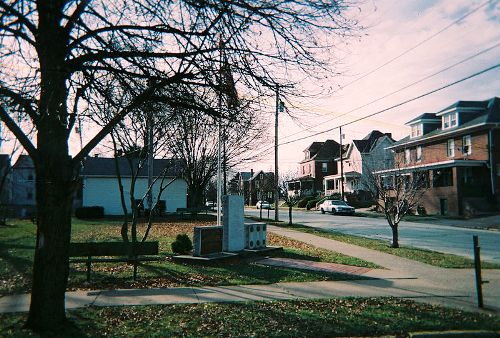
[188,183,204,207]
[288,206,293,225]
[26,151,75,331]
[390,224,399,248]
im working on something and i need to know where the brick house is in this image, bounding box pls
[248,170,275,205]
[380,97,500,216]
[288,139,341,196]
[323,130,395,196]
[233,169,275,205]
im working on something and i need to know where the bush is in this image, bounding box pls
[345,192,374,208]
[75,206,104,219]
[171,234,193,255]
[306,198,320,210]
[296,196,316,208]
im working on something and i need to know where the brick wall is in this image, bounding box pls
[395,131,490,166]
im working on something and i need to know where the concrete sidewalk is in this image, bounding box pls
[0,278,485,315]
[268,225,500,313]
[1,225,499,315]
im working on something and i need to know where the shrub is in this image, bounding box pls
[75,206,104,219]
[345,192,374,208]
[171,234,193,255]
[306,198,321,210]
[296,196,316,208]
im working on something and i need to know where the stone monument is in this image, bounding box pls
[222,195,245,252]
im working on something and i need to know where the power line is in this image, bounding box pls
[279,40,500,142]
[280,63,499,146]
[250,62,499,161]
[332,0,493,93]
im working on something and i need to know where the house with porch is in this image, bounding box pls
[323,130,395,197]
[287,139,341,197]
[379,97,500,216]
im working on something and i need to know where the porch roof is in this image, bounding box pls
[373,159,487,175]
[324,171,361,180]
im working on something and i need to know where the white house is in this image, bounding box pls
[324,130,395,196]
[80,156,187,215]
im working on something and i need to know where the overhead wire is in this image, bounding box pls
[331,0,494,93]
[278,40,500,142]
[249,62,499,160]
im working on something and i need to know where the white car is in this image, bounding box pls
[256,200,272,209]
[319,200,355,215]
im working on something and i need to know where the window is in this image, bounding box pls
[322,163,328,173]
[416,146,422,162]
[462,167,474,184]
[259,173,263,180]
[404,149,411,164]
[462,135,472,155]
[447,139,455,157]
[433,168,453,187]
[442,112,458,129]
[411,124,422,138]
[382,175,394,189]
[450,113,457,127]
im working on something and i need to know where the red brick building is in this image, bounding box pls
[288,139,341,196]
[384,97,500,216]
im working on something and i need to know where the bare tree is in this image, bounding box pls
[0,0,358,331]
[162,95,268,207]
[279,172,302,225]
[109,132,179,244]
[366,159,429,248]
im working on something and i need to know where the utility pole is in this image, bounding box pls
[147,111,154,213]
[223,127,227,195]
[274,84,280,221]
[339,127,345,200]
[216,35,223,226]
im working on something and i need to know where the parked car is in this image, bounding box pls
[205,201,216,208]
[319,200,355,215]
[256,200,272,209]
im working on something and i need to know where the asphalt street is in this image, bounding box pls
[245,208,500,264]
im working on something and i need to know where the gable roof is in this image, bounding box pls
[353,130,395,153]
[81,157,183,177]
[301,139,341,163]
[13,155,34,169]
[249,170,274,181]
[238,172,252,182]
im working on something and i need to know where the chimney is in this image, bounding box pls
[385,133,392,138]
[250,168,254,177]
[94,154,99,158]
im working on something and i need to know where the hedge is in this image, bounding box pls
[75,206,105,219]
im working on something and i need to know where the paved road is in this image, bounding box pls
[245,208,500,264]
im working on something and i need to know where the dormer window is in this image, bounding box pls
[442,112,458,129]
[411,124,422,138]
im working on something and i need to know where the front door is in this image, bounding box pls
[440,198,448,216]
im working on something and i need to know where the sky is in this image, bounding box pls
[243,0,500,174]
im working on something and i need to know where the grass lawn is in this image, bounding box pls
[247,216,500,269]
[0,217,376,296]
[1,298,498,337]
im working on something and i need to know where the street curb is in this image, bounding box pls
[409,330,500,337]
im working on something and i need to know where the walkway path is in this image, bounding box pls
[1,225,499,315]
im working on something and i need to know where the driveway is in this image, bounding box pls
[245,208,500,264]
